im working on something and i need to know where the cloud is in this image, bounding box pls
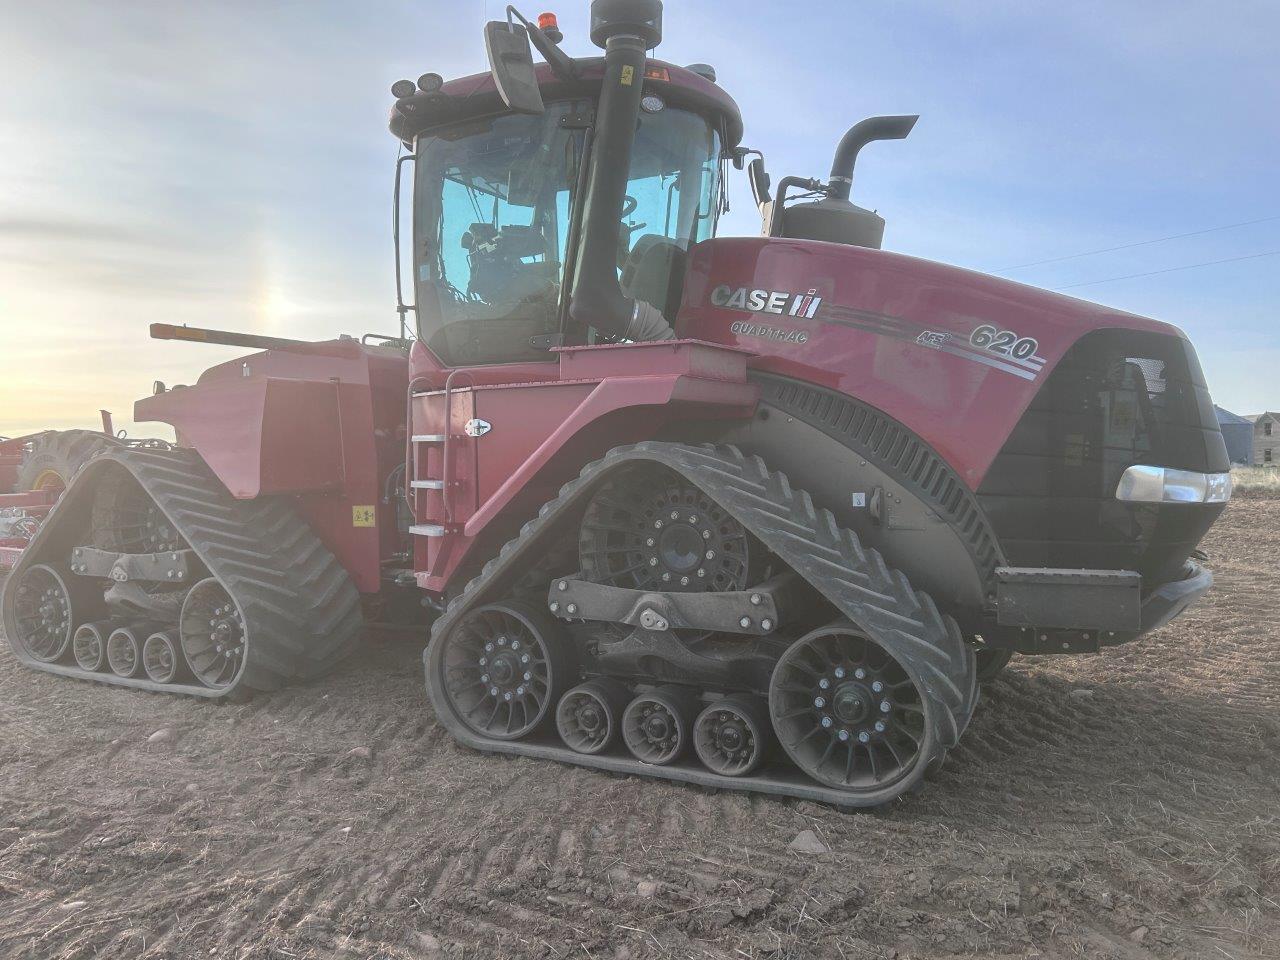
[1,0,1276,433]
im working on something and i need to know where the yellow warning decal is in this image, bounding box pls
[352,505,377,528]
[620,64,635,86]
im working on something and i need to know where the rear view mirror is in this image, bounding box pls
[485,21,545,115]
[748,158,772,209]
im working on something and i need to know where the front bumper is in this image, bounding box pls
[992,560,1213,653]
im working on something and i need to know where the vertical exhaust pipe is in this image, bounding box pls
[569,0,666,340]
[827,115,918,201]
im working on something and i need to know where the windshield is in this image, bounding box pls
[413,100,722,365]
[414,102,587,365]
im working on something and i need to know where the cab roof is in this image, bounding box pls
[389,58,744,150]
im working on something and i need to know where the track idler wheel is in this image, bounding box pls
[770,622,939,799]
[106,624,151,678]
[142,629,185,684]
[180,579,246,691]
[9,563,92,663]
[622,686,698,765]
[556,679,630,755]
[694,696,770,777]
[72,621,114,672]
[439,601,568,741]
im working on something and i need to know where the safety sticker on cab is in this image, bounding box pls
[352,505,377,528]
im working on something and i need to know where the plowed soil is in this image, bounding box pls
[1,501,1276,960]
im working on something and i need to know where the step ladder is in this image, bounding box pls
[409,431,449,539]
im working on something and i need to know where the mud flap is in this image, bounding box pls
[426,443,977,807]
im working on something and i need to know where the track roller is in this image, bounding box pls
[622,686,698,765]
[142,629,185,684]
[8,563,94,663]
[72,621,114,672]
[107,624,151,678]
[694,696,770,777]
[556,679,630,755]
[438,601,568,740]
[180,578,246,691]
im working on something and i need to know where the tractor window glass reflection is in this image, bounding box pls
[626,108,721,245]
[616,108,722,320]
[414,103,586,366]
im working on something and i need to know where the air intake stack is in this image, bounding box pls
[569,0,667,339]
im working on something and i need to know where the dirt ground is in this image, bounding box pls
[1,502,1276,960]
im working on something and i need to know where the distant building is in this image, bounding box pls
[1215,407,1254,465]
[1248,413,1280,466]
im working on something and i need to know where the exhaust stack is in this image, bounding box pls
[777,115,919,250]
[827,115,918,201]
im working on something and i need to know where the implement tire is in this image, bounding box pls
[15,430,116,495]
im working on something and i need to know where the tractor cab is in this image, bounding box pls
[389,3,743,367]
[410,89,725,366]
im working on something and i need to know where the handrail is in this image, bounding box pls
[440,368,477,524]
[403,375,435,510]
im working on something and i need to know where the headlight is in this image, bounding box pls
[1116,465,1233,504]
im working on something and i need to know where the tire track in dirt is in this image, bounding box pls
[2,506,1279,958]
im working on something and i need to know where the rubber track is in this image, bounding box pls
[2,446,364,698]
[426,442,977,807]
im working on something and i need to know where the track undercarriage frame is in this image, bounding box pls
[426,442,978,808]
[2,446,364,699]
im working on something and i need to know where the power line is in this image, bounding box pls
[1053,250,1280,290]
[999,215,1280,272]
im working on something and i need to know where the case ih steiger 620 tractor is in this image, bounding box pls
[3,1,1232,806]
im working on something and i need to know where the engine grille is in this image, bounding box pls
[978,329,1228,586]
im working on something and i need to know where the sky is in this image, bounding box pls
[1,0,1277,439]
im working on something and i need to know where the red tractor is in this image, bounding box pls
[2,2,1232,806]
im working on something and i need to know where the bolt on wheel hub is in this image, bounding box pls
[831,683,875,725]
[714,717,748,753]
[657,522,704,574]
[642,708,673,743]
[575,702,604,733]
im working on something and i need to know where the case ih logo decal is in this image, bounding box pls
[710,285,823,319]
[710,285,1048,380]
